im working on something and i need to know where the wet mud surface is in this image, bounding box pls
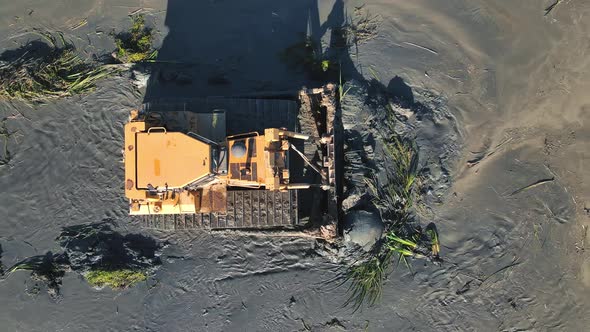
[1,0,589,331]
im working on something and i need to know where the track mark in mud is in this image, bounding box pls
[300,317,348,331]
[545,0,563,16]
[209,236,324,285]
[481,258,521,285]
[214,265,310,283]
[0,118,17,166]
[467,137,512,167]
[455,258,522,296]
[508,177,555,196]
[575,225,587,253]
[402,42,438,55]
[455,279,476,295]
[69,19,88,30]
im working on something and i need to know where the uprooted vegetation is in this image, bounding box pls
[112,14,157,63]
[341,93,441,311]
[0,32,117,101]
[4,221,163,298]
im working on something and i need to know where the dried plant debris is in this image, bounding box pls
[346,5,382,45]
[0,32,116,101]
[112,14,158,63]
[5,221,163,298]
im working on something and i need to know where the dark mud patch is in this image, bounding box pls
[341,76,461,220]
[0,118,12,166]
[7,252,67,299]
[3,221,164,299]
[57,221,163,272]
[279,34,340,82]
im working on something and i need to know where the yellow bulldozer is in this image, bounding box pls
[124,86,339,232]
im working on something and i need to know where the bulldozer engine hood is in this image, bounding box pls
[125,122,214,192]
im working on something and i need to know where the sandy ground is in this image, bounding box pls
[1,0,589,331]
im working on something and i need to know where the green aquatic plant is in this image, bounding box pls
[113,14,157,63]
[0,32,116,101]
[344,253,392,311]
[85,269,147,288]
[344,226,439,310]
[365,134,417,221]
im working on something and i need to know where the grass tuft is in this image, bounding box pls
[85,269,147,289]
[113,14,157,63]
[365,136,417,221]
[344,252,392,312]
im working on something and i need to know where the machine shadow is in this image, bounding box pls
[143,0,326,101]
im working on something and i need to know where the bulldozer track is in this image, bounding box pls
[135,189,299,230]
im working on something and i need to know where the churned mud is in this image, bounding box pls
[0,0,589,331]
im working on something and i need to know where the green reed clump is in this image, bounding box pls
[365,132,417,222]
[344,227,440,310]
[344,253,392,312]
[113,14,157,63]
